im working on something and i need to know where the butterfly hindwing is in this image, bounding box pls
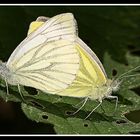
[57,40,107,97]
[77,38,107,78]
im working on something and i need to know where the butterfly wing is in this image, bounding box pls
[6,13,80,93]
[27,16,50,35]
[77,38,107,78]
[26,15,107,97]
[27,16,107,80]
[11,40,79,93]
[58,37,107,98]
[7,13,77,67]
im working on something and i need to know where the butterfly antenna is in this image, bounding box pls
[118,73,140,80]
[116,65,140,81]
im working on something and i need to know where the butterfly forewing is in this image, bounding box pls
[9,39,79,93]
[6,13,80,93]
[7,13,77,67]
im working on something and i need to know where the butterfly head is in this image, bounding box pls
[109,78,122,93]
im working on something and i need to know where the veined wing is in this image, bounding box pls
[27,15,106,77]
[57,38,107,97]
[77,38,107,78]
[7,13,77,68]
[27,16,50,35]
[12,39,80,93]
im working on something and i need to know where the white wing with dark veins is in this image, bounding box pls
[7,13,77,68]
[6,13,79,93]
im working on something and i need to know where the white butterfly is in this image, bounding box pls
[29,15,140,119]
[0,13,80,98]
[0,13,139,120]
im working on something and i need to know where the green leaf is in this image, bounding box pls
[0,6,140,134]
[20,51,140,134]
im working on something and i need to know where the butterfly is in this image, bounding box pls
[0,13,80,98]
[27,15,121,119]
[0,13,139,119]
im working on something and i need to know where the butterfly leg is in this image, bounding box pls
[72,97,88,115]
[5,78,9,102]
[107,95,118,114]
[84,100,102,120]
[18,84,26,103]
[72,98,87,108]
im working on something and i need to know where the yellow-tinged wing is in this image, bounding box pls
[28,21,44,35]
[27,16,50,35]
[58,40,107,98]
[27,16,107,81]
